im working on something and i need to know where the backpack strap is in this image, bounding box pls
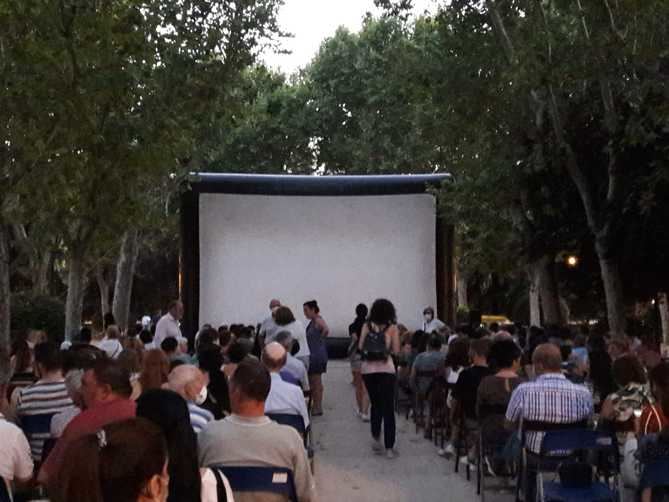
[210,468,228,502]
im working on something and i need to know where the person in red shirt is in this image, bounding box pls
[38,358,136,484]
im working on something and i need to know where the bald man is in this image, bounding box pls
[505,343,593,454]
[166,364,213,434]
[262,343,310,428]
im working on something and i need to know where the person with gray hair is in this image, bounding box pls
[166,364,213,434]
[262,343,310,428]
[275,330,310,391]
[50,369,84,438]
[0,346,34,494]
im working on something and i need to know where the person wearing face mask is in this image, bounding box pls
[49,418,170,502]
[422,307,445,334]
[165,365,214,434]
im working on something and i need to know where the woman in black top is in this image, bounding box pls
[349,303,369,420]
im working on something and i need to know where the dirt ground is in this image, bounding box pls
[311,360,515,502]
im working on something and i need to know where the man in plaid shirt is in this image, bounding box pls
[506,343,593,453]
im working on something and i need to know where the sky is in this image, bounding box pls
[261,0,438,75]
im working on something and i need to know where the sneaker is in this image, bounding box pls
[386,448,399,459]
[459,456,477,470]
[484,456,497,477]
[372,439,384,454]
[354,408,362,419]
[361,413,370,422]
[437,443,455,457]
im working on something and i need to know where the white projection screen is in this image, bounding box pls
[181,174,454,344]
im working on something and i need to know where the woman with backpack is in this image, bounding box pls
[358,298,401,458]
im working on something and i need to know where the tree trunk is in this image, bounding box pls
[528,264,541,327]
[96,265,112,318]
[0,225,11,352]
[536,255,563,326]
[112,230,139,331]
[32,251,51,296]
[596,242,626,337]
[457,271,468,309]
[658,292,669,345]
[64,247,87,341]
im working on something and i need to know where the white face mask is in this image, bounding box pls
[194,386,208,405]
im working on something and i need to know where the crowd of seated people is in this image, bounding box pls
[0,302,316,502]
[397,319,669,501]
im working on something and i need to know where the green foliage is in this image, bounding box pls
[11,295,66,342]
[201,66,316,174]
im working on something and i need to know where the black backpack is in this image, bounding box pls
[361,324,389,361]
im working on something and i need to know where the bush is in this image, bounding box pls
[11,295,65,343]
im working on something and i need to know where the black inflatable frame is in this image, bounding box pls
[180,173,455,339]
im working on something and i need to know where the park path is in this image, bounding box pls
[310,360,512,502]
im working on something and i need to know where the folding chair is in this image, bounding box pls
[394,378,413,419]
[414,369,437,433]
[211,466,298,502]
[518,421,621,502]
[515,420,588,502]
[428,377,449,448]
[476,405,516,502]
[267,413,314,467]
[453,406,478,481]
[0,478,10,502]
[638,457,669,502]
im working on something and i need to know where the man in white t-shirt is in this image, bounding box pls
[153,300,184,349]
[422,306,446,334]
[0,352,34,495]
[259,298,281,343]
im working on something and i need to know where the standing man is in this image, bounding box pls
[422,307,446,334]
[153,300,184,349]
[259,298,281,344]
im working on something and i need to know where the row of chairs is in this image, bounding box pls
[398,373,669,502]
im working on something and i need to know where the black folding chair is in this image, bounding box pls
[413,369,437,433]
[267,413,314,468]
[0,478,10,502]
[211,465,297,502]
[638,457,669,502]
[516,420,620,502]
[476,405,516,502]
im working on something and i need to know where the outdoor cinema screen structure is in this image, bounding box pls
[180,173,454,341]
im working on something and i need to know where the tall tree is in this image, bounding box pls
[3,0,284,340]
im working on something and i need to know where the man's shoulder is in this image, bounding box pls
[0,417,24,437]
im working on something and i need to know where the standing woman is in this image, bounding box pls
[358,298,401,458]
[304,300,329,416]
[349,303,370,421]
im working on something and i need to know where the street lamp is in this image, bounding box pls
[566,255,579,268]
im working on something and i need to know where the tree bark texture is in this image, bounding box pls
[96,265,112,318]
[64,248,87,341]
[0,225,11,352]
[596,244,626,338]
[537,256,563,326]
[112,229,139,331]
[529,265,541,328]
[457,271,468,309]
[658,292,669,345]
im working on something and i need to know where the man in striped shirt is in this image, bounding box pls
[166,364,214,434]
[16,342,73,463]
[506,343,593,453]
